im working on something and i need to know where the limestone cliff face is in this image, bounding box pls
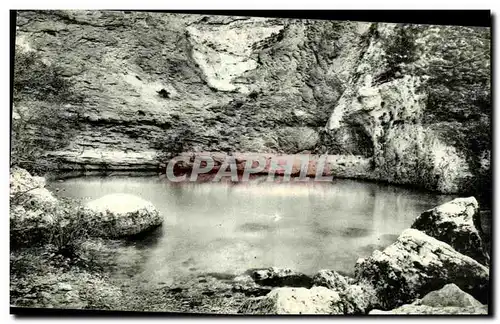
[15,10,368,166]
[323,23,489,194]
[14,11,490,195]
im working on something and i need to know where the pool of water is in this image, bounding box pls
[48,176,454,284]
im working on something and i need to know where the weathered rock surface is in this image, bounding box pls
[312,269,350,290]
[370,283,487,315]
[411,197,489,265]
[46,150,159,171]
[371,304,487,315]
[323,23,489,194]
[417,283,485,308]
[15,11,370,170]
[10,167,60,247]
[10,167,57,207]
[340,281,380,314]
[355,229,489,309]
[312,269,379,314]
[84,193,162,238]
[238,286,344,314]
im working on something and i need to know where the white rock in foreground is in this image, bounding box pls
[238,286,344,315]
[84,193,162,238]
[370,284,487,315]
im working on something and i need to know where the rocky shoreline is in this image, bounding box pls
[10,167,490,314]
[43,150,479,197]
[236,197,490,314]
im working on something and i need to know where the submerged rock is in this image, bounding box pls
[355,229,489,309]
[411,197,489,265]
[84,193,162,238]
[370,284,487,315]
[238,286,344,314]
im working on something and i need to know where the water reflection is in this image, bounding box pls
[49,176,455,282]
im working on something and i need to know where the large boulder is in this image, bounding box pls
[370,284,487,315]
[238,286,344,314]
[355,229,489,309]
[411,197,489,265]
[84,193,162,238]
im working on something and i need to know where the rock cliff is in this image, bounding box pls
[13,11,491,195]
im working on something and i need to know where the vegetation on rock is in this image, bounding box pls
[12,45,81,173]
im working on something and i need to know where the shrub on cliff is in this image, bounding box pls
[420,26,491,199]
[379,25,490,136]
[13,45,80,103]
[420,26,491,123]
[11,46,81,173]
[375,24,491,198]
[377,24,421,84]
